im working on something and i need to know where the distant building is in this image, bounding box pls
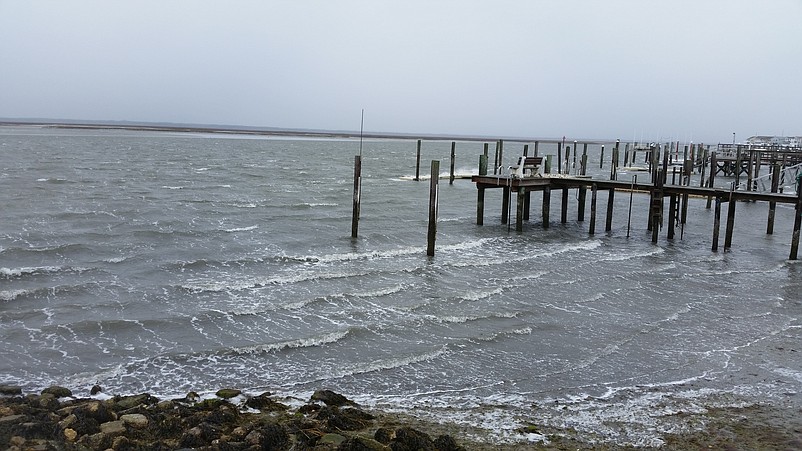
[746,135,801,147]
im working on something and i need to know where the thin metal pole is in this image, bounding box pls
[627,175,636,237]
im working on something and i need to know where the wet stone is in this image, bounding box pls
[41,386,72,398]
[215,388,241,399]
[311,389,355,407]
[0,385,22,396]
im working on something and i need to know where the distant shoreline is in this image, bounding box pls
[0,119,614,145]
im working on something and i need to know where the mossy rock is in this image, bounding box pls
[41,386,72,398]
[215,388,241,399]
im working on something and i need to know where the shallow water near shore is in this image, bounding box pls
[1,125,800,446]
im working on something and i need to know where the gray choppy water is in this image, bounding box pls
[1,125,800,446]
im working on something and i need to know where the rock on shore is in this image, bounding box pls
[0,385,466,450]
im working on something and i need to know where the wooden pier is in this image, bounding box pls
[471,174,802,259]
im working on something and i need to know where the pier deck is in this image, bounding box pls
[471,174,802,258]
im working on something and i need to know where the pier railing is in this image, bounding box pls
[733,162,802,194]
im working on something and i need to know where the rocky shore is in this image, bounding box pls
[1,384,801,450]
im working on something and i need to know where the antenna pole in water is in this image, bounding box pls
[359,109,364,157]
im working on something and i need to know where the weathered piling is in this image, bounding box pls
[557,142,563,174]
[427,160,439,256]
[767,164,780,234]
[501,184,510,224]
[712,196,722,252]
[572,140,578,171]
[605,189,614,232]
[449,141,456,185]
[707,152,718,208]
[790,175,802,260]
[599,145,605,169]
[589,183,597,235]
[561,186,569,224]
[542,187,551,229]
[516,187,525,232]
[724,193,736,250]
[414,140,422,181]
[351,155,362,238]
[668,193,677,240]
[545,155,552,174]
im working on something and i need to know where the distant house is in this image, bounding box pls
[746,135,801,147]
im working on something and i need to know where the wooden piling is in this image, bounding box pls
[479,154,488,176]
[605,189,614,232]
[414,140,422,181]
[524,192,531,220]
[790,178,802,260]
[545,155,552,174]
[561,187,569,224]
[724,193,736,250]
[599,145,605,169]
[578,185,587,222]
[573,141,578,171]
[427,160,439,256]
[557,142,563,174]
[501,185,510,224]
[493,141,500,174]
[582,144,588,176]
[668,193,676,240]
[498,140,504,173]
[699,146,708,188]
[351,155,362,238]
[542,187,551,229]
[516,187,525,232]
[712,196,722,251]
[449,141,456,185]
[476,185,485,225]
[589,184,597,235]
[706,152,717,208]
[767,164,780,234]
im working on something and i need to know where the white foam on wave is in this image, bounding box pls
[232,329,351,355]
[460,287,504,302]
[447,240,602,268]
[598,247,665,262]
[180,268,375,293]
[773,367,802,383]
[1,288,35,301]
[1,265,64,278]
[297,346,450,385]
[162,185,184,190]
[430,311,520,324]
[224,225,258,233]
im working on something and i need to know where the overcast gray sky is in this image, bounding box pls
[1,1,800,142]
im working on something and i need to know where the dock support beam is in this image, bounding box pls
[767,164,780,234]
[542,187,551,229]
[712,196,722,252]
[724,194,736,250]
[516,187,525,232]
[501,186,510,224]
[589,184,597,235]
[476,186,485,225]
[667,193,676,240]
[414,140,422,181]
[427,160,439,256]
[449,141,456,185]
[790,178,802,260]
[605,189,614,232]
[351,155,362,238]
[561,187,569,224]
